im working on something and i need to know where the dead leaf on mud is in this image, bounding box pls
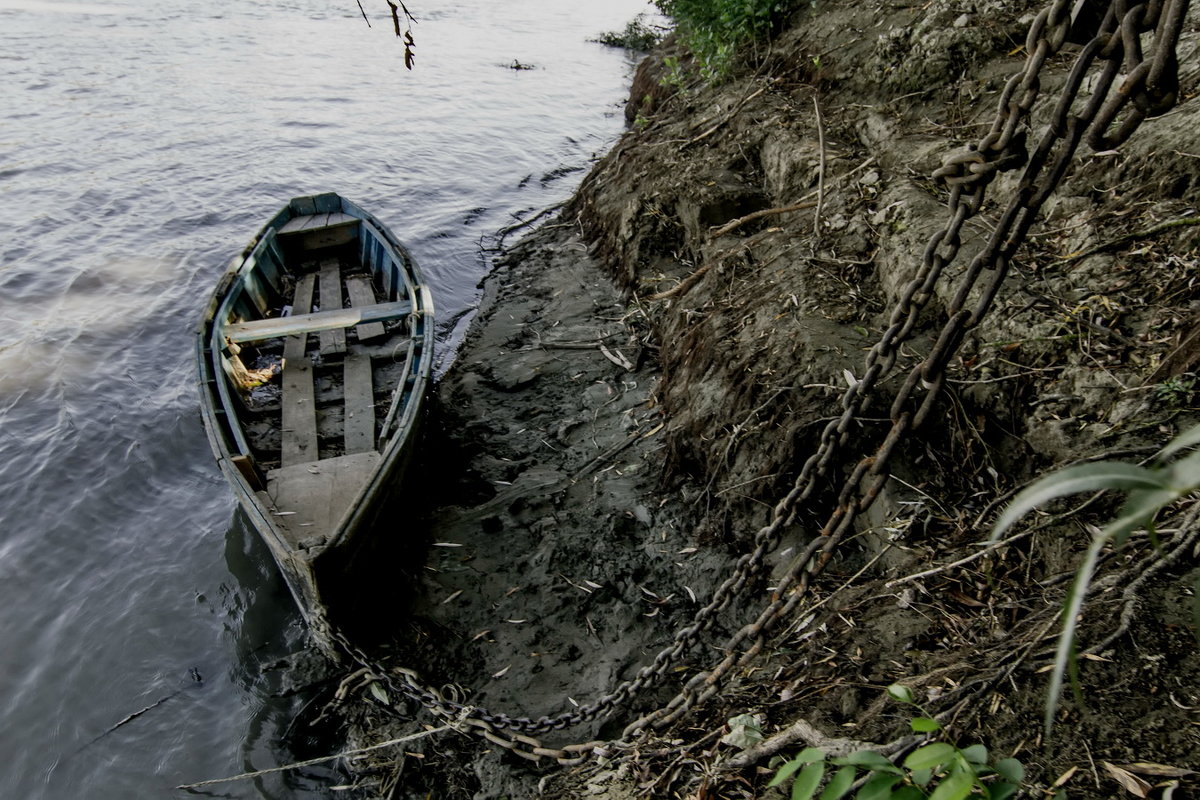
[1121,762,1196,778]
[1103,762,1153,797]
[1052,766,1079,789]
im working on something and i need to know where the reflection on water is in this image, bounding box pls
[222,510,336,799]
[0,0,649,794]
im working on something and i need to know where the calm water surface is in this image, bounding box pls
[0,0,650,794]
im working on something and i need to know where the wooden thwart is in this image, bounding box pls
[281,274,319,467]
[222,300,413,343]
[277,211,356,235]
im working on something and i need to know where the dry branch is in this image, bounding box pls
[722,718,883,770]
[1054,215,1200,266]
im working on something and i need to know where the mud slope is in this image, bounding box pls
[330,1,1200,797]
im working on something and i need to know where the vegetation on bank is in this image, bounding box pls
[653,0,796,78]
[592,13,665,51]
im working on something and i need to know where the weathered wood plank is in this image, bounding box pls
[344,347,375,454]
[222,299,413,343]
[281,273,318,467]
[318,260,347,356]
[344,274,387,341]
[277,212,356,235]
[265,451,382,548]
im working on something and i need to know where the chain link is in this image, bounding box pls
[326,0,1191,765]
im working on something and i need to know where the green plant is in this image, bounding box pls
[660,55,688,91]
[654,0,794,79]
[1155,375,1196,408]
[991,422,1200,734]
[768,685,1026,800]
[592,13,664,51]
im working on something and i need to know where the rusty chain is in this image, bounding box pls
[328,0,1192,765]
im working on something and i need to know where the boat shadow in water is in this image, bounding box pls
[221,509,352,798]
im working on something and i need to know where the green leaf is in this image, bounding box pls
[1165,445,1200,483]
[854,774,904,800]
[834,750,903,775]
[769,750,827,788]
[1154,422,1200,461]
[988,782,1019,800]
[927,764,977,800]
[992,758,1025,785]
[887,684,915,704]
[820,765,858,800]
[911,767,933,788]
[1045,534,1107,736]
[791,762,826,800]
[959,744,988,765]
[904,743,957,772]
[991,462,1163,540]
[910,717,941,733]
[1112,486,1178,546]
[892,786,927,800]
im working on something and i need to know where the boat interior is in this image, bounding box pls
[210,206,424,549]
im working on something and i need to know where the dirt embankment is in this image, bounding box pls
[329,1,1200,797]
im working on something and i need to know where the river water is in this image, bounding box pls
[0,0,650,794]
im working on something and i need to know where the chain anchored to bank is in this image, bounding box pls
[326,0,1192,769]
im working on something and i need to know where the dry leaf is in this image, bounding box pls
[1052,766,1079,788]
[1122,762,1195,778]
[1103,762,1152,797]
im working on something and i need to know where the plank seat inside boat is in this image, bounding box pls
[260,451,382,548]
[276,211,357,235]
[221,299,412,343]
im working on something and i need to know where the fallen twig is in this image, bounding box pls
[722,717,882,770]
[812,95,826,237]
[495,201,566,245]
[708,201,817,239]
[706,155,877,241]
[645,261,714,301]
[1085,500,1200,656]
[884,527,1037,588]
[684,84,769,148]
[176,725,452,790]
[1053,215,1200,266]
[646,240,760,301]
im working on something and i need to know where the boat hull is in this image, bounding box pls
[196,193,434,648]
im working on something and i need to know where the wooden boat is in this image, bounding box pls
[197,192,434,645]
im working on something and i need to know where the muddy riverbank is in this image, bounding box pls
[313,1,1200,797]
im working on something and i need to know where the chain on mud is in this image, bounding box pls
[328,0,1192,765]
